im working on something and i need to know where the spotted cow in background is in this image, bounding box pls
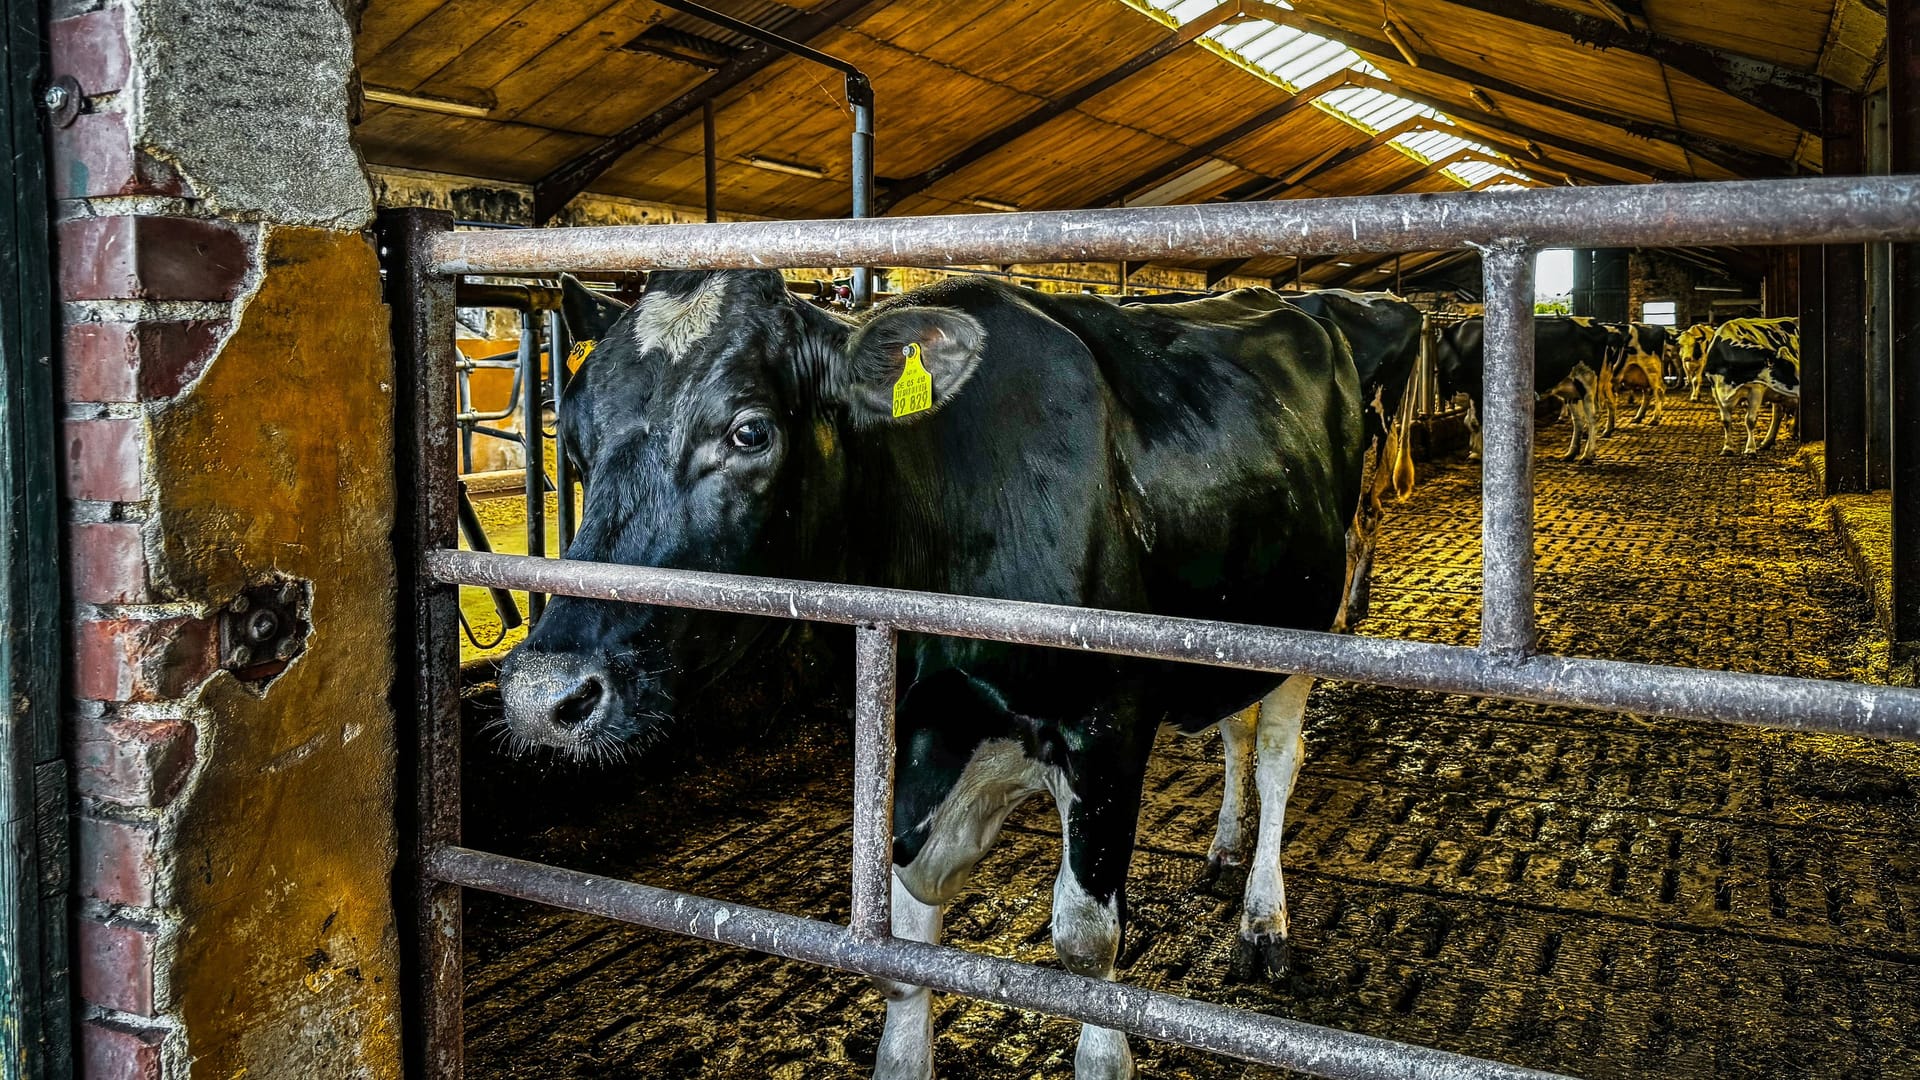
[1436,315,1615,463]
[1597,322,1671,433]
[1704,316,1800,455]
[1678,323,1716,400]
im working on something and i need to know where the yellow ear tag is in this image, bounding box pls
[566,339,596,368]
[892,342,933,419]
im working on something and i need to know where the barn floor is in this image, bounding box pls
[457,396,1920,1080]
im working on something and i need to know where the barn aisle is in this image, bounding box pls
[460,396,1920,1079]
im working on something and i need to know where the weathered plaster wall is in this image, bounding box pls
[150,227,400,1080]
[54,1,401,1077]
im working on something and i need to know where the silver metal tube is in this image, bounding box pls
[1478,242,1537,660]
[850,624,896,941]
[430,845,1570,1080]
[850,86,875,307]
[430,176,1920,275]
[428,550,1920,740]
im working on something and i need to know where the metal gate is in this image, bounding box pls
[379,176,1920,1080]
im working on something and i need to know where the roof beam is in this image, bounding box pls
[1343,72,1678,182]
[1283,12,1798,176]
[874,0,1254,213]
[1249,115,1438,198]
[530,0,882,224]
[1088,70,1355,207]
[1206,258,1255,286]
[1419,0,1822,130]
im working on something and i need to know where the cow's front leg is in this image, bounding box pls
[874,876,941,1080]
[1742,387,1764,455]
[1239,673,1313,980]
[1202,705,1257,884]
[1049,722,1152,1080]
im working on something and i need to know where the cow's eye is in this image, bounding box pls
[728,418,772,453]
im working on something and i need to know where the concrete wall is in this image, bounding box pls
[51,1,401,1077]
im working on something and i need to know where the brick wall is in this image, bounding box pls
[50,2,402,1077]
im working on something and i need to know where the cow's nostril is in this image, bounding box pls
[552,676,604,728]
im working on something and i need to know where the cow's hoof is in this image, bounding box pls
[1231,931,1294,983]
[1720,448,1734,456]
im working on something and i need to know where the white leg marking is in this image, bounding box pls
[880,739,1044,1080]
[874,875,941,1080]
[1242,674,1314,950]
[1209,707,1257,868]
[1049,779,1133,1080]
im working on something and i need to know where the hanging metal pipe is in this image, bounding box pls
[519,311,545,622]
[850,73,875,306]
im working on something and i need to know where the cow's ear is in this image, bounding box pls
[559,273,629,344]
[839,306,986,426]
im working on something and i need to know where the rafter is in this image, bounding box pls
[1206,258,1256,286]
[1417,0,1821,130]
[530,0,882,224]
[1343,73,1677,182]
[1088,70,1356,208]
[1273,9,1797,176]
[874,0,1258,213]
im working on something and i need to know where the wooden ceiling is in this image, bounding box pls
[354,0,1887,289]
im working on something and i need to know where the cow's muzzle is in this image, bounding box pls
[498,650,627,758]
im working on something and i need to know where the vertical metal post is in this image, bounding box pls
[703,100,718,224]
[1893,0,1920,652]
[546,309,575,553]
[850,624,897,941]
[1801,245,1827,441]
[1826,83,1870,494]
[848,74,875,307]
[377,207,464,1080]
[520,310,546,621]
[1479,241,1538,660]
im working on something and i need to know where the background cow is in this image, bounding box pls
[1703,316,1800,455]
[1597,322,1671,432]
[1434,315,1615,463]
[1677,323,1715,400]
[521,270,1368,1080]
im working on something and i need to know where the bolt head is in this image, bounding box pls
[226,644,252,667]
[275,638,298,660]
[43,85,68,111]
[229,594,251,614]
[246,609,281,642]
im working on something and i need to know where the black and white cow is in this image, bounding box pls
[1597,322,1670,432]
[1677,323,1715,401]
[1434,315,1615,463]
[1703,316,1800,455]
[513,270,1368,1079]
[1118,287,1421,631]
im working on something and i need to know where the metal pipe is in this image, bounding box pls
[547,309,575,553]
[1477,241,1538,659]
[454,282,562,312]
[850,625,896,941]
[427,550,1920,741]
[430,845,1569,1080]
[850,74,875,306]
[1867,92,1894,489]
[1801,245,1827,439]
[430,177,1920,275]
[375,207,465,1080]
[456,482,523,633]
[519,312,545,623]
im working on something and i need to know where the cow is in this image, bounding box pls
[1596,322,1670,432]
[1677,323,1715,400]
[1434,315,1615,463]
[518,269,1368,1080]
[1117,287,1421,632]
[1703,317,1800,455]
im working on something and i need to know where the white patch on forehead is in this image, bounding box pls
[630,276,730,359]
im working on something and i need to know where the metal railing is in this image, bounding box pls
[377,175,1920,1080]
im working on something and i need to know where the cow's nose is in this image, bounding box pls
[500,653,617,746]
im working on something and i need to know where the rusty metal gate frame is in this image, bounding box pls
[377,175,1920,1080]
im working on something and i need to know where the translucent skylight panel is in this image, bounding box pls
[1136,0,1533,187]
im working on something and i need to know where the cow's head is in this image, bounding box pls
[497,270,986,759]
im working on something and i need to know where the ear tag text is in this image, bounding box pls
[566,340,596,367]
[892,341,933,418]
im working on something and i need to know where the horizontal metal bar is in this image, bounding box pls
[430,177,1920,274]
[431,845,1569,1080]
[428,550,1920,741]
